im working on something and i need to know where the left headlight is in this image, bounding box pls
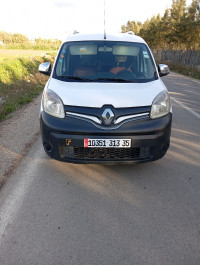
[43,89,65,118]
[150,90,171,119]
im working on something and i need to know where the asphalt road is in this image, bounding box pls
[0,73,199,265]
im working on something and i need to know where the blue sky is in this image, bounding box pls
[0,0,192,40]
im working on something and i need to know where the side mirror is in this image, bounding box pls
[38,62,51,76]
[158,64,170,77]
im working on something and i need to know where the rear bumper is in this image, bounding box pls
[40,111,172,164]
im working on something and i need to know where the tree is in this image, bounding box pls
[184,0,200,49]
[170,0,187,23]
[121,0,200,50]
[12,33,29,44]
[121,20,142,35]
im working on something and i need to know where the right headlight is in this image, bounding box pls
[43,89,65,118]
[150,90,171,119]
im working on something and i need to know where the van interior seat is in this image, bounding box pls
[74,66,96,77]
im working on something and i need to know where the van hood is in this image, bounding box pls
[47,78,166,108]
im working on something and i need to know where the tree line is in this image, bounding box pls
[121,0,200,50]
[0,31,61,50]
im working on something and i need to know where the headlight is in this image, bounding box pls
[150,90,170,119]
[43,89,65,118]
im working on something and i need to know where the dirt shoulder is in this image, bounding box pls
[0,94,42,188]
[0,49,48,60]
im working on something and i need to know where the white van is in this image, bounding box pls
[39,32,172,164]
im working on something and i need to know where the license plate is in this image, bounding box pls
[84,139,131,148]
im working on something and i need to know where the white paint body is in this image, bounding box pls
[47,78,166,108]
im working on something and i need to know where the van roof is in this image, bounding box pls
[64,32,146,44]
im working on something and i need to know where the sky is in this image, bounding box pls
[0,0,193,40]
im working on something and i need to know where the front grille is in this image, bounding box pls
[60,146,151,161]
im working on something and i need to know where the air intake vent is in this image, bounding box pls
[60,146,152,161]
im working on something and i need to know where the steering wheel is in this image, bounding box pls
[117,69,137,79]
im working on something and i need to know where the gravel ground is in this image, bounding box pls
[0,95,42,187]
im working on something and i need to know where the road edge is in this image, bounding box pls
[0,94,42,189]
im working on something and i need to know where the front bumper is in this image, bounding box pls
[40,111,172,164]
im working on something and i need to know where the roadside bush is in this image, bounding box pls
[0,31,61,50]
[0,55,55,121]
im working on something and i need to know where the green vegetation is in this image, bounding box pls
[0,31,61,50]
[122,0,200,50]
[0,32,59,121]
[0,54,54,121]
[165,62,200,79]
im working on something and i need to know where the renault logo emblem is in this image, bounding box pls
[102,108,114,125]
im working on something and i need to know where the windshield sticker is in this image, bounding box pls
[80,47,88,53]
[143,51,149,58]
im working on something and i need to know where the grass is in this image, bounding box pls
[0,86,43,121]
[0,53,55,121]
[167,63,200,80]
[1,42,61,51]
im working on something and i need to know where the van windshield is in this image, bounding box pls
[54,41,158,83]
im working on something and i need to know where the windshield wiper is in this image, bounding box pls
[59,76,94,82]
[58,76,135,82]
[95,77,135,83]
